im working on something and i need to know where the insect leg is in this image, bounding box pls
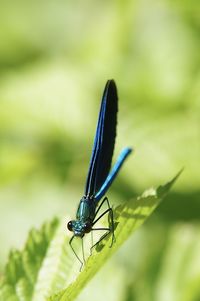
[91,197,115,250]
[90,227,111,253]
[94,196,108,218]
[93,197,115,246]
[69,236,84,271]
[90,231,94,256]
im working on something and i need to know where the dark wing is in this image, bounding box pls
[84,80,118,197]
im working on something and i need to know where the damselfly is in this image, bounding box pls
[67,80,132,268]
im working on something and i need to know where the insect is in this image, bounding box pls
[67,80,132,267]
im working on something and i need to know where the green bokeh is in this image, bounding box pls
[0,0,199,300]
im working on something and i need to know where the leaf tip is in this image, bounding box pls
[157,168,183,198]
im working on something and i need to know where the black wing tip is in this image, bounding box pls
[106,79,116,88]
[104,79,118,100]
[107,78,115,83]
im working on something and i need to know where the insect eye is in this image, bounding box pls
[67,221,73,231]
[84,222,91,233]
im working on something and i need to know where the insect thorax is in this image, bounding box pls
[76,196,96,222]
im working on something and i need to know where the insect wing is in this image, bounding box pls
[84,80,118,197]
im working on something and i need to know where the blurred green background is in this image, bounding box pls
[0,1,199,300]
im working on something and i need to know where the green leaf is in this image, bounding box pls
[0,218,59,301]
[52,171,182,301]
[0,172,181,301]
